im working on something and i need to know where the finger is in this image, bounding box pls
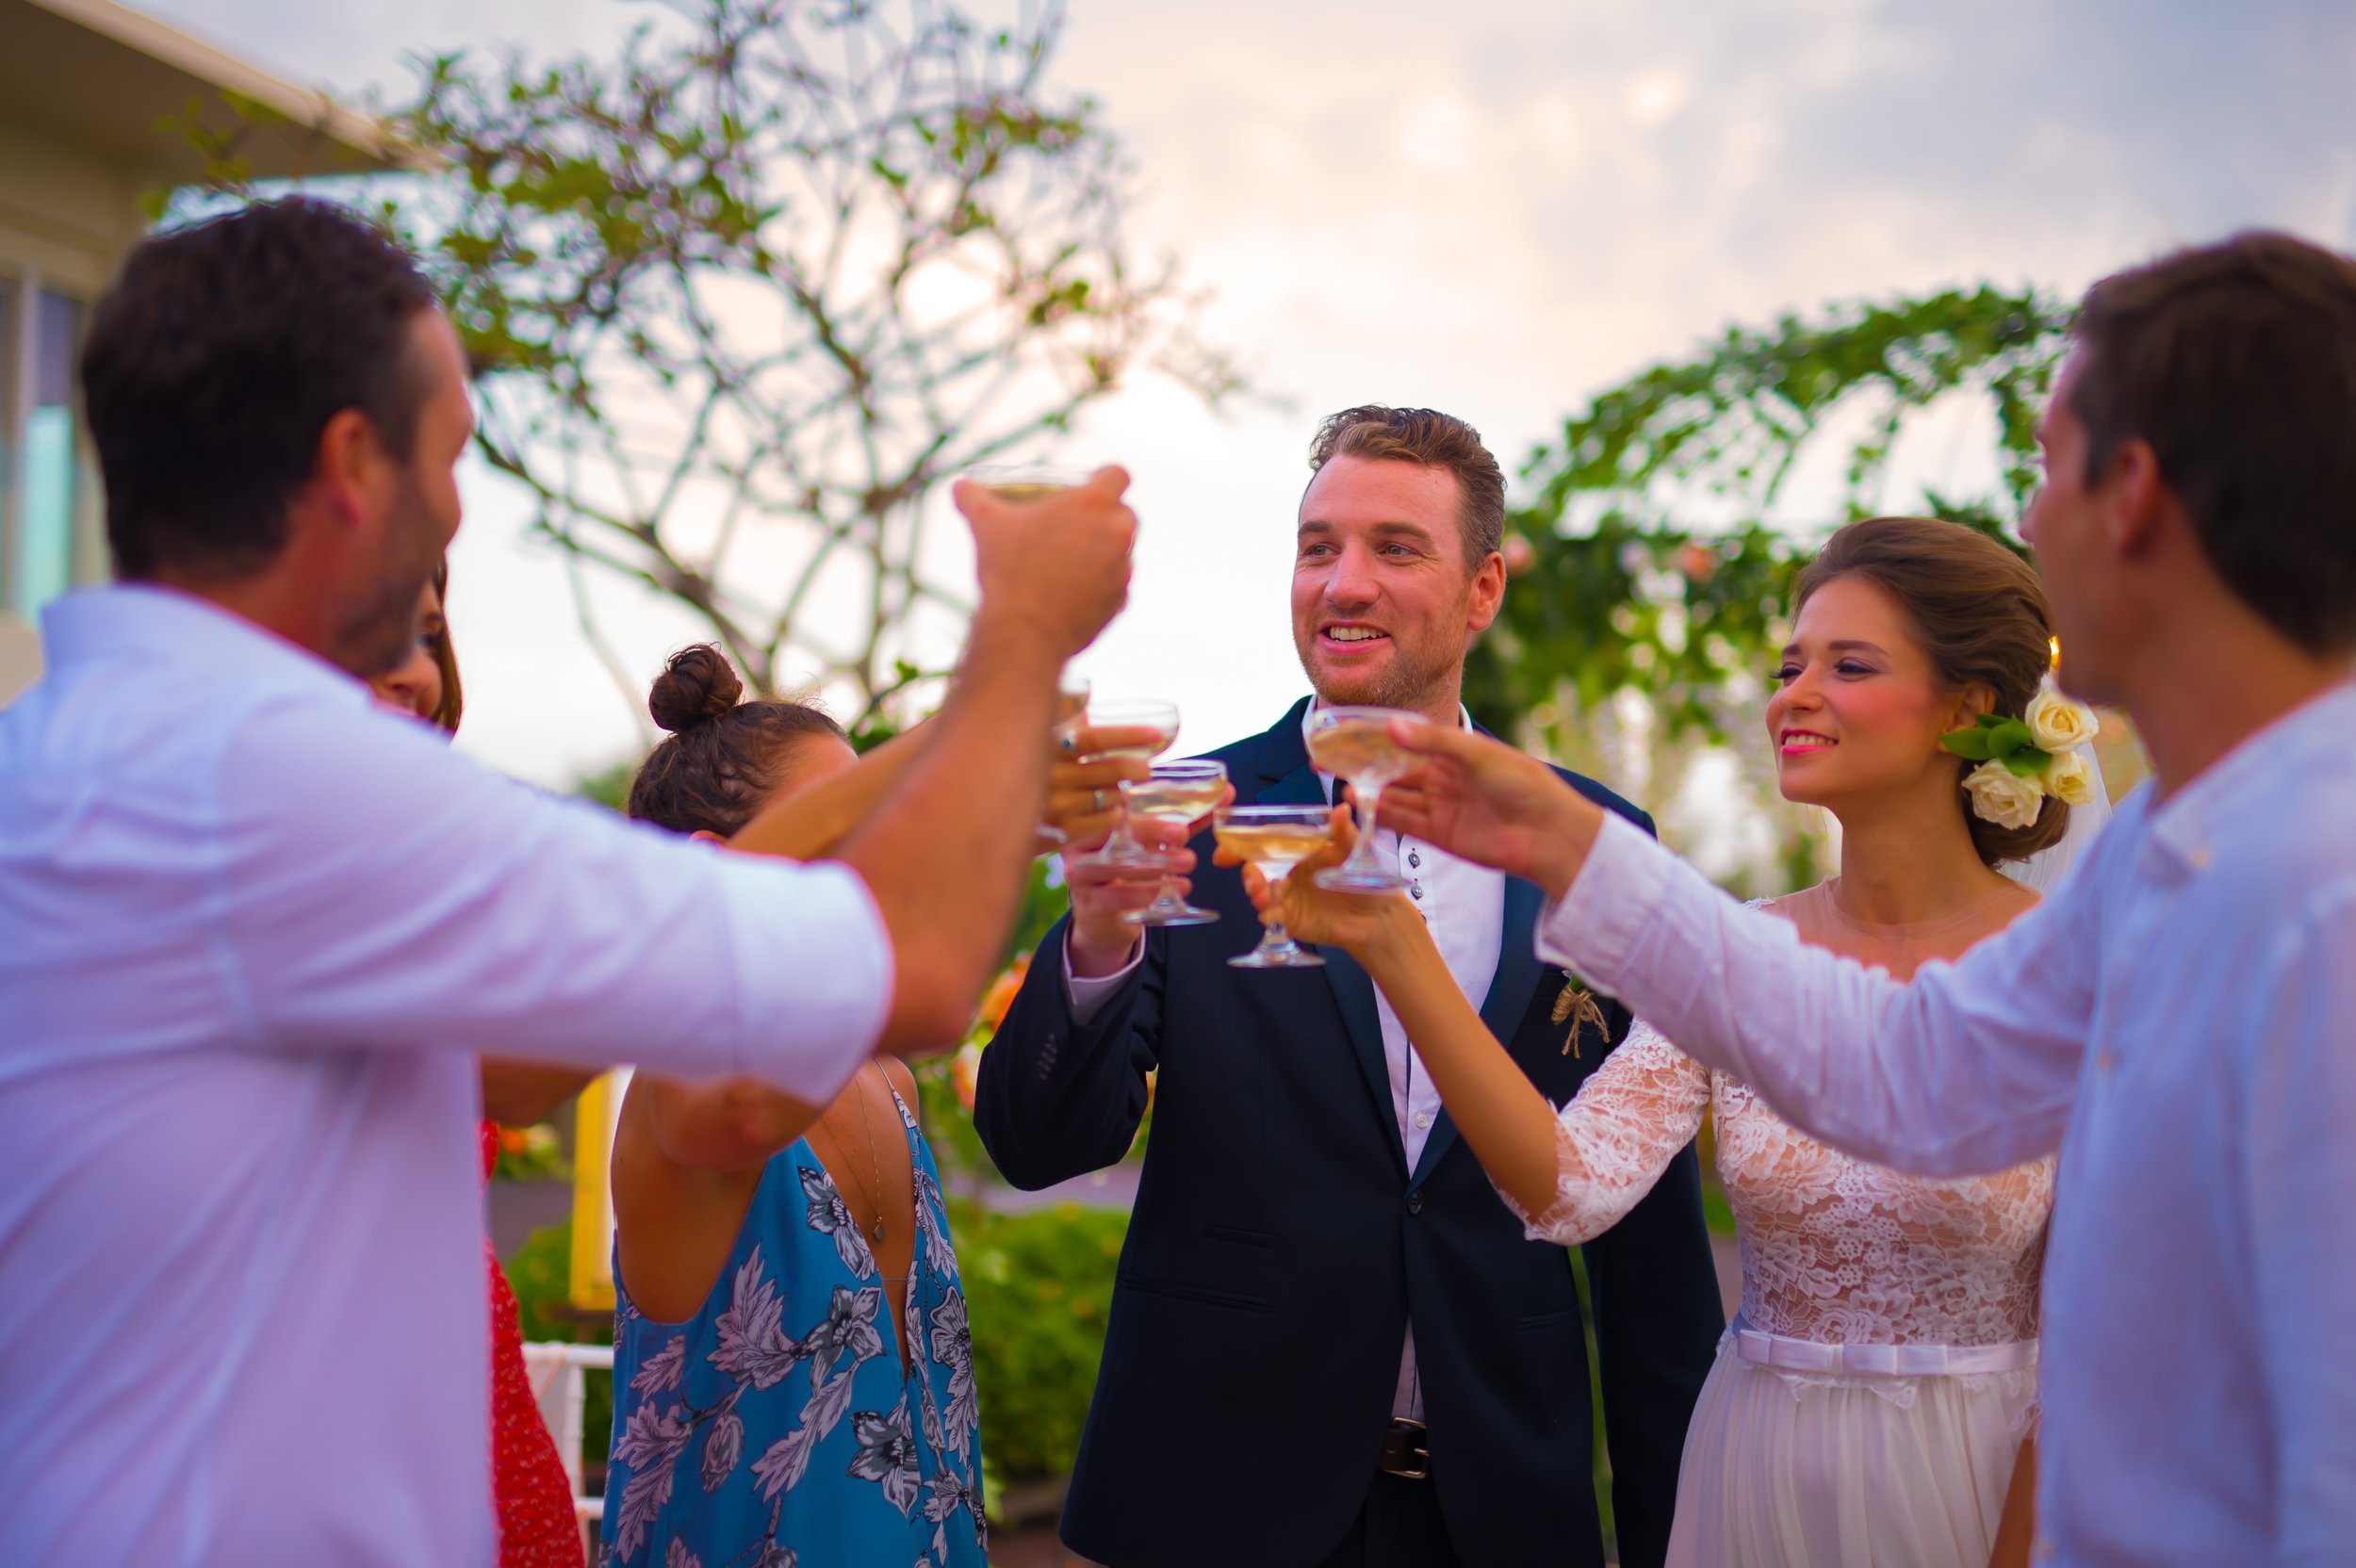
[1048,809,1123,847]
[1389,713,1481,759]
[1083,465,1132,501]
[1049,758,1153,792]
[1065,725,1165,760]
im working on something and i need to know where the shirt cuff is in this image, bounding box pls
[1064,928,1144,1026]
[1534,810,1677,988]
[720,857,895,1105]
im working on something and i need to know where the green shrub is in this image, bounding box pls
[954,1199,1127,1483]
[503,1217,614,1480]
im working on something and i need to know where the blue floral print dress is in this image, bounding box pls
[602,1083,984,1568]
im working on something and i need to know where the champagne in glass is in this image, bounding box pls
[1121,760,1229,927]
[965,462,1094,502]
[1215,804,1336,969]
[1076,699,1181,865]
[1304,705,1422,891]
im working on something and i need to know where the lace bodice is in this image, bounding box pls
[1508,1018,2053,1348]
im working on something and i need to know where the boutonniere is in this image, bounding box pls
[1550,970,1607,1057]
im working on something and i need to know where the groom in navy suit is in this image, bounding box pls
[975,406,1723,1568]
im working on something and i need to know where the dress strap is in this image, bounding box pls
[1731,1315,2038,1378]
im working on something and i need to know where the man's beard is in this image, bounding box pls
[1294,623,1464,712]
[339,473,443,679]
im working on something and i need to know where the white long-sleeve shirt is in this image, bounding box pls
[0,585,894,1566]
[1539,680,2356,1566]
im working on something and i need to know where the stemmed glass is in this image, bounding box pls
[1073,699,1181,864]
[1215,805,1337,968]
[964,461,1095,501]
[1304,705,1421,891]
[1120,760,1229,927]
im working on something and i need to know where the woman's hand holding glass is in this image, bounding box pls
[1041,723,1164,852]
[1376,720,1604,901]
[1219,800,1420,964]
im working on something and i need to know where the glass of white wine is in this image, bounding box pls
[1215,804,1336,969]
[1073,698,1181,865]
[1304,705,1423,891]
[964,462,1095,502]
[1120,760,1229,927]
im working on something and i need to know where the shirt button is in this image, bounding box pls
[1414,1111,1432,1130]
[1411,883,1424,900]
[1407,850,1421,868]
[1407,1190,1424,1215]
[2096,1049,2119,1072]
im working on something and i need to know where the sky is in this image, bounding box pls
[155,0,2356,790]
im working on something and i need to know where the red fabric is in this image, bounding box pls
[483,1123,586,1568]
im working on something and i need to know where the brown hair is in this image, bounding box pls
[625,645,848,837]
[425,558,463,735]
[2070,231,2356,654]
[1794,517,2070,866]
[1307,405,1506,571]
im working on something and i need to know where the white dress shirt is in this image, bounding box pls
[1539,680,2356,1566]
[1068,703,1504,1421]
[0,586,894,1566]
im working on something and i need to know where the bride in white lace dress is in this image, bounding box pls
[1239,517,2098,1567]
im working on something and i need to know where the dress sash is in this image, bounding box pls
[1730,1315,2038,1378]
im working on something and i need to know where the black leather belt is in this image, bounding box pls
[1376,1417,1430,1480]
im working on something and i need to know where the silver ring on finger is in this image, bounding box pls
[1091,788,1107,812]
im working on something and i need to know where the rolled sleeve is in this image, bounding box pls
[216,694,895,1098]
[713,856,893,1102]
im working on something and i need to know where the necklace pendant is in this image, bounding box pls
[873,1219,885,1241]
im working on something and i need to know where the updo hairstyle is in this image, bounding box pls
[1792,516,2070,866]
[625,645,849,837]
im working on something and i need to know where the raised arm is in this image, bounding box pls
[1377,721,2101,1176]
[1238,813,1706,1233]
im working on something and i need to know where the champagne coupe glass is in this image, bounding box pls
[964,461,1095,501]
[1215,804,1336,969]
[1120,760,1229,927]
[1074,699,1181,864]
[1304,705,1421,891]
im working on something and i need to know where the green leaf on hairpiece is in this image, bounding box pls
[1941,727,1999,760]
[2003,748,2054,778]
[1982,717,2036,757]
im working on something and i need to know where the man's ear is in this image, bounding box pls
[2102,436,2172,562]
[1465,550,1508,634]
[309,407,387,531]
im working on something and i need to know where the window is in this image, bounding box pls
[3,279,90,623]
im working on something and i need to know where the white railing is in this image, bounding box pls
[521,1341,614,1528]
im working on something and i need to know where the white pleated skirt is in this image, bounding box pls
[1663,1331,2039,1568]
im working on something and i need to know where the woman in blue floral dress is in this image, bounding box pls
[599,646,986,1568]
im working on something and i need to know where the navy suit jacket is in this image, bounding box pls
[974,699,1723,1568]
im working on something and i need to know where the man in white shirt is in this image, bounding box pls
[1374,232,2356,1564]
[973,407,1723,1568]
[0,197,1135,1564]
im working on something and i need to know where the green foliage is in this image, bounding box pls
[953,1199,1126,1484]
[572,758,638,812]
[502,1217,615,1480]
[1941,711,2051,776]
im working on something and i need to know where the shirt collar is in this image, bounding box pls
[41,583,369,705]
[2144,678,2356,874]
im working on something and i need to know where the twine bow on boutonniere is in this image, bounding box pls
[1551,970,1608,1057]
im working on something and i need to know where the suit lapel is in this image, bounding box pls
[1251,717,1408,1180]
[1408,872,1545,1186]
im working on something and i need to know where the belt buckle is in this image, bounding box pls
[1380,1417,1431,1481]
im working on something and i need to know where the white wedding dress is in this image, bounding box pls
[1504,1011,2053,1567]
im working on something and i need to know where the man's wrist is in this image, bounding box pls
[1069,924,1143,978]
[966,606,1070,678]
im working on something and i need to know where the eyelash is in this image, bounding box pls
[1775,660,1874,683]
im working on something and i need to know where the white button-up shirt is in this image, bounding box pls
[1541,680,2356,1566]
[1069,703,1503,1421]
[0,586,894,1566]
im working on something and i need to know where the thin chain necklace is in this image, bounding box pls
[826,1065,892,1244]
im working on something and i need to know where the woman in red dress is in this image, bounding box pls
[376,564,591,1567]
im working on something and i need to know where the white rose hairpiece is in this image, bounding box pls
[1941,680,2102,829]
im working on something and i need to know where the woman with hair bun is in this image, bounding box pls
[1249,517,2098,1568]
[598,645,1178,1568]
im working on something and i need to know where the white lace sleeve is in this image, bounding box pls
[1497,1018,1712,1245]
